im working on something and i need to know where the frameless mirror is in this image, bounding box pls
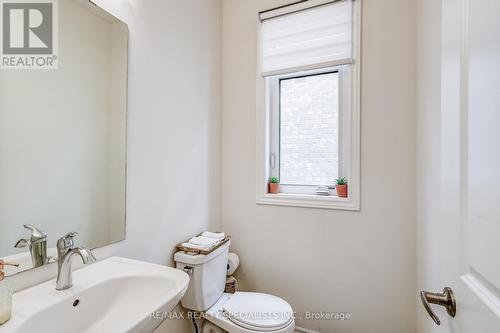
[0,0,128,276]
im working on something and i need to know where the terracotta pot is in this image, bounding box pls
[336,184,348,198]
[269,183,280,194]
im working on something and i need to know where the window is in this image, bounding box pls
[280,72,339,186]
[256,0,360,210]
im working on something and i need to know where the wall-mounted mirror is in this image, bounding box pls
[0,0,128,276]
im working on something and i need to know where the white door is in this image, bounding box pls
[418,0,500,331]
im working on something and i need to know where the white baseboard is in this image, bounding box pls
[295,326,320,333]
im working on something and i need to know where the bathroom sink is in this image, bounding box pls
[0,257,189,333]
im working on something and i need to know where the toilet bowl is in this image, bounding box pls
[202,292,295,333]
[174,242,295,333]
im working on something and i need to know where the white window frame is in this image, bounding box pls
[268,67,348,195]
[256,0,361,210]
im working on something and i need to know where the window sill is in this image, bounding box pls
[256,193,360,211]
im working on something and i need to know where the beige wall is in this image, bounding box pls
[5,0,419,332]
[221,0,417,332]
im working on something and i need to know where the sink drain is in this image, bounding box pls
[73,299,80,307]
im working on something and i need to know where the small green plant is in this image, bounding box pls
[269,177,279,183]
[335,177,348,185]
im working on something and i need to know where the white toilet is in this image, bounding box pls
[174,241,295,333]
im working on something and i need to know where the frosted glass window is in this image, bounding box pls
[279,72,339,185]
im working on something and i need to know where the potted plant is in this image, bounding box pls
[268,177,280,194]
[335,177,348,198]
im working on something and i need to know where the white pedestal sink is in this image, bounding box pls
[0,257,189,333]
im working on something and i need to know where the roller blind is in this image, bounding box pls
[260,0,353,76]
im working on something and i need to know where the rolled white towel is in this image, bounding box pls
[181,242,211,252]
[201,231,226,240]
[189,236,220,247]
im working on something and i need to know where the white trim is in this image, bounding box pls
[260,0,342,21]
[255,0,361,211]
[261,58,354,78]
[459,0,469,243]
[269,76,280,179]
[461,272,500,319]
[257,192,359,210]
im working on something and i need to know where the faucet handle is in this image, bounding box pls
[14,238,30,248]
[57,232,78,250]
[23,224,47,242]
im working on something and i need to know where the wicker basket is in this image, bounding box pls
[176,235,230,255]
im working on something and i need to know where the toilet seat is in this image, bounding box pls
[223,292,294,331]
[205,292,295,333]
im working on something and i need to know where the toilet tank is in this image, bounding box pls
[174,241,229,311]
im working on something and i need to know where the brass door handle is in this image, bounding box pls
[420,287,456,325]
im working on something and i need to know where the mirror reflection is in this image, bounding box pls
[0,0,128,276]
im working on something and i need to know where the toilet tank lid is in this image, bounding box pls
[174,241,230,265]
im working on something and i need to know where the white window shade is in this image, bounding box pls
[260,0,353,76]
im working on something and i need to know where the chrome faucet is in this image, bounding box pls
[56,232,96,290]
[14,224,48,268]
